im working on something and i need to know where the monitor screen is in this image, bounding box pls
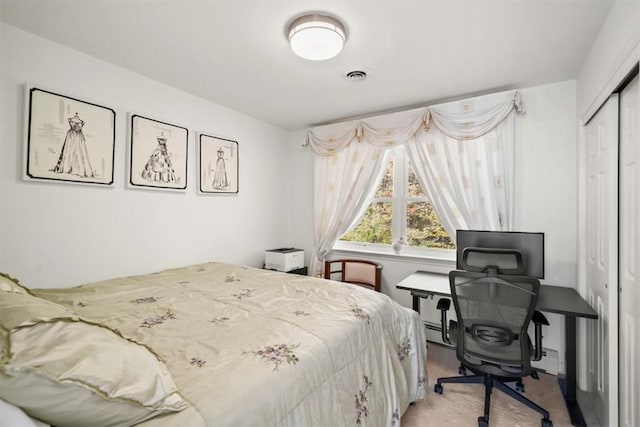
[456,230,545,279]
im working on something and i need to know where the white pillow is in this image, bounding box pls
[0,290,187,427]
[0,398,49,427]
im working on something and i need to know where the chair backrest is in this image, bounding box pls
[450,247,540,378]
[460,247,524,275]
[324,259,382,292]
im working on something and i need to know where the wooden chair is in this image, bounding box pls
[324,259,382,292]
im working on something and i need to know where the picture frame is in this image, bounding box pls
[25,87,116,185]
[198,133,239,194]
[129,114,188,190]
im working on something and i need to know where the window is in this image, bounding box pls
[339,147,455,256]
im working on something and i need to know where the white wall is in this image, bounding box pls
[1,20,579,370]
[0,23,291,288]
[515,81,578,288]
[285,80,578,372]
[283,129,315,267]
[577,0,640,120]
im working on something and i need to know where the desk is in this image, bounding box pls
[397,271,598,427]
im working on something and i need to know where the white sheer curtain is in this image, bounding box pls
[405,112,516,237]
[309,122,390,277]
[307,92,524,276]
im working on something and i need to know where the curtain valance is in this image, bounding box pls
[308,90,524,277]
[306,91,524,155]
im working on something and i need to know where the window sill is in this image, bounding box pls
[330,244,456,274]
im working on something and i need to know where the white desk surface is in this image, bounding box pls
[395,270,450,295]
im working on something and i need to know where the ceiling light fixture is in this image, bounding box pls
[288,14,346,61]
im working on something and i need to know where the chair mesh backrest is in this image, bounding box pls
[461,247,524,275]
[450,248,540,377]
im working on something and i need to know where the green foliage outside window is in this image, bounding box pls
[341,202,393,244]
[340,152,455,250]
[406,201,455,249]
[406,161,455,249]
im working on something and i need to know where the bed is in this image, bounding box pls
[0,262,427,427]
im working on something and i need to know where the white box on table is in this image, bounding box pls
[264,248,304,272]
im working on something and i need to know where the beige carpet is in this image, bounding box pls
[402,343,572,427]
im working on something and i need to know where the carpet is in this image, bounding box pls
[401,343,572,426]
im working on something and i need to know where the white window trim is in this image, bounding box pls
[334,146,456,267]
[330,244,455,274]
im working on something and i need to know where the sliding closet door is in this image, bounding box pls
[584,94,619,427]
[619,73,639,427]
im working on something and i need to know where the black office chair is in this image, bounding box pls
[434,247,552,427]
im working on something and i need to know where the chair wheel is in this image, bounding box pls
[478,416,489,427]
[459,366,467,375]
[434,384,443,394]
[516,381,525,392]
[531,370,540,380]
[541,419,553,427]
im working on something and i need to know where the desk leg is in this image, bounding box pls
[558,315,587,427]
[412,295,421,314]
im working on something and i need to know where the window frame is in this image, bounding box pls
[333,146,456,263]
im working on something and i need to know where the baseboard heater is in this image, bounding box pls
[424,321,442,332]
[532,348,559,375]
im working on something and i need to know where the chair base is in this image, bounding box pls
[434,373,552,427]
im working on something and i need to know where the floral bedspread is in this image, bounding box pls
[34,262,427,427]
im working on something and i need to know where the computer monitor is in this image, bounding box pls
[456,230,545,279]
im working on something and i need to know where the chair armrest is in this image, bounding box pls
[531,310,549,361]
[436,298,451,311]
[436,298,452,345]
[532,310,549,326]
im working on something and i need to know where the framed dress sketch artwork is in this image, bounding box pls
[129,115,188,190]
[25,87,115,185]
[198,133,238,194]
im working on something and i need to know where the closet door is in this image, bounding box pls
[584,94,619,427]
[619,74,639,427]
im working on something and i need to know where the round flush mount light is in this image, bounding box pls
[288,14,346,61]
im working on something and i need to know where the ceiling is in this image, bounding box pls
[1,0,613,131]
